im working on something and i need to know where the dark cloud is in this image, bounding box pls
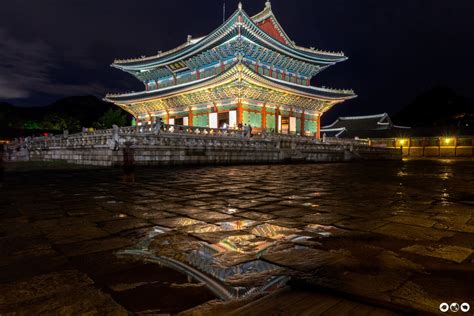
[0,0,473,118]
[0,28,106,101]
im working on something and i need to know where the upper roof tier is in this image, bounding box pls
[105,61,356,105]
[112,2,347,72]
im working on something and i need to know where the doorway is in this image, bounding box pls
[218,112,229,128]
[174,117,184,126]
[281,116,289,134]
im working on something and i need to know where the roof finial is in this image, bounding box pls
[187,35,192,43]
[265,1,271,9]
[238,2,242,10]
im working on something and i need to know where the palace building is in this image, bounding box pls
[105,1,356,137]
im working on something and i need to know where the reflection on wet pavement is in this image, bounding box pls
[0,159,473,314]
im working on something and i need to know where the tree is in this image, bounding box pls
[42,113,81,132]
[95,109,128,129]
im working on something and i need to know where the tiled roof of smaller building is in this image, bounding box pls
[322,113,392,131]
[321,113,411,138]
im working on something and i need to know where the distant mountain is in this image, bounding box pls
[0,96,131,137]
[393,86,474,128]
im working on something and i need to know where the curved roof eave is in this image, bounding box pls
[112,7,347,71]
[105,62,356,104]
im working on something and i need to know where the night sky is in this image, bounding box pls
[1,0,473,123]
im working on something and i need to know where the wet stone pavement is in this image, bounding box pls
[0,159,473,315]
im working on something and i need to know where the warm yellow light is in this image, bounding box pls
[399,139,407,146]
[443,138,452,144]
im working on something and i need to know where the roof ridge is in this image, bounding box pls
[339,113,387,120]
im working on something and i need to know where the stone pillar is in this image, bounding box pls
[300,110,305,136]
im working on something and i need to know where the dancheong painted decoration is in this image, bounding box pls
[105,1,356,137]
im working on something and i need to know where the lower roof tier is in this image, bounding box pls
[105,62,356,117]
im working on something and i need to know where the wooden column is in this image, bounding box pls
[188,107,193,126]
[275,107,279,133]
[316,114,321,139]
[166,111,170,124]
[261,104,267,129]
[237,100,243,125]
[300,110,305,135]
[196,70,200,79]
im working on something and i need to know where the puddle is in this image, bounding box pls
[117,223,292,301]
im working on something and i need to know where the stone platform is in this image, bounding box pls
[3,124,400,166]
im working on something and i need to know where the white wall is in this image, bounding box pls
[229,110,237,128]
[209,113,218,128]
[289,117,296,132]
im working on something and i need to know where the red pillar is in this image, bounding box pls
[275,107,279,133]
[166,111,170,124]
[237,100,243,125]
[301,110,305,136]
[316,114,321,139]
[196,70,200,79]
[261,105,267,129]
[188,107,193,126]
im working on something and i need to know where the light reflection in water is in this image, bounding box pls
[117,221,313,300]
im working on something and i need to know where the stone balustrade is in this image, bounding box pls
[3,124,401,166]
